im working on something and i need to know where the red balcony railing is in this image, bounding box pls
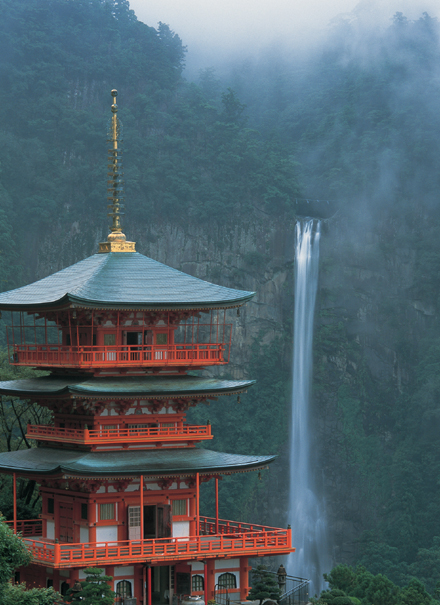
[6,519,42,537]
[10,343,227,369]
[20,525,292,568]
[26,424,212,446]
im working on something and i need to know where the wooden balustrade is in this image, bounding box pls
[5,519,42,537]
[26,424,212,445]
[10,343,227,368]
[21,526,292,568]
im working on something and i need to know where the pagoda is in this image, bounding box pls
[0,91,293,604]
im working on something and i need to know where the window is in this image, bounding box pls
[218,573,237,589]
[156,333,168,345]
[116,580,132,598]
[104,333,116,346]
[47,579,54,588]
[47,498,54,514]
[81,503,88,520]
[172,499,187,516]
[192,575,204,592]
[100,502,115,520]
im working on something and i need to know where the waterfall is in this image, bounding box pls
[287,218,329,596]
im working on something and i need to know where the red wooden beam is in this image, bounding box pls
[140,475,144,541]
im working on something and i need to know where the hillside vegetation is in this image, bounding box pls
[2,0,440,599]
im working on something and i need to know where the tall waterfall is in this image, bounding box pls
[287,219,329,596]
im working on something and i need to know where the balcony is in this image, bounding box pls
[26,424,212,447]
[7,518,293,568]
[9,343,227,370]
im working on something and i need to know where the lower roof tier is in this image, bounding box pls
[0,375,254,399]
[0,447,275,478]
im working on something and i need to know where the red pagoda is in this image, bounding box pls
[0,90,293,603]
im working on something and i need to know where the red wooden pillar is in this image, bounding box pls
[196,473,200,536]
[239,557,249,601]
[89,499,97,543]
[147,566,152,605]
[207,559,215,601]
[215,476,219,534]
[204,561,208,605]
[143,565,147,605]
[13,473,17,533]
[140,475,144,541]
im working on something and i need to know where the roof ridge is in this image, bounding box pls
[68,254,110,296]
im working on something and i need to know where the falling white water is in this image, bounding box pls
[287,219,330,596]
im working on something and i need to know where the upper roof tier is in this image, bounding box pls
[0,252,254,311]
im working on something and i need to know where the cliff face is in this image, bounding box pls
[34,206,437,567]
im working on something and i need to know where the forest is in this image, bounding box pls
[1,0,440,602]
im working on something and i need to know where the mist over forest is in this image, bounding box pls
[1,0,440,602]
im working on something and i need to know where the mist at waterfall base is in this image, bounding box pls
[287,219,330,596]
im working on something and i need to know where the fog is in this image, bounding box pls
[130,0,440,75]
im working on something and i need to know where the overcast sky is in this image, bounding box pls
[129,0,440,75]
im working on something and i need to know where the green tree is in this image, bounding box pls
[66,568,115,605]
[0,515,31,587]
[0,516,60,604]
[1,583,61,605]
[246,565,281,605]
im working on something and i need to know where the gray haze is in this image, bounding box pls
[129,0,439,74]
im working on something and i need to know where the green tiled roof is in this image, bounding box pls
[0,447,275,477]
[0,376,255,398]
[0,252,254,311]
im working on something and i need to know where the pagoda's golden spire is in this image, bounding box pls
[99,89,135,253]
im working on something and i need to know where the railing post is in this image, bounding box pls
[13,473,17,534]
[215,477,219,534]
[54,540,60,565]
[196,473,200,536]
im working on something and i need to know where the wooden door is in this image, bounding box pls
[59,503,74,543]
[157,505,171,538]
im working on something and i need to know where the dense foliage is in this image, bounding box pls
[246,565,281,605]
[216,10,440,595]
[0,0,299,289]
[2,0,440,598]
[0,517,60,604]
[65,568,115,604]
[313,564,438,605]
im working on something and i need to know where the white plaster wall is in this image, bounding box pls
[46,520,55,540]
[96,526,118,544]
[80,527,89,543]
[215,559,239,570]
[114,566,134,577]
[172,521,190,538]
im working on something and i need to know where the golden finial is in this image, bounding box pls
[99,89,135,253]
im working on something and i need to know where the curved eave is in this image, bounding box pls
[0,293,255,313]
[0,447,276,478]
[0,377,255,399]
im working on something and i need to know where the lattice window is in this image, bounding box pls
[128,506,140,527]
[104,334,116,346]
[172,499,187,516]
[116,580,132,598]
[218,573,236,589]
[192,575,204,592]
[100,502,115,520]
